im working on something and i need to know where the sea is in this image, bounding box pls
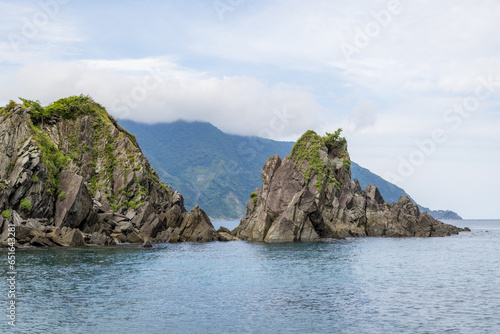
[1,219,499,334]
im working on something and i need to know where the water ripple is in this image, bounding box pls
[0,220,498,333]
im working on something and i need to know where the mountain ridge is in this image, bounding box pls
[351,162,462,220]
[233,130,465,242]
[119,119,461,220]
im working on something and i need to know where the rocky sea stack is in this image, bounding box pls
[0,96,220,247]
[233,130,466,242]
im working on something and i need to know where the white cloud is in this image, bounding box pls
[0,0,82,64]
[348,100,378,131]
[2,0,500,218]
[186,0,500,95]
[0,58,323,139]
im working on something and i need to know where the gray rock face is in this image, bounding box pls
[127,231,144,243]
[233,130,465,242]
[218,231,241,242]
[0,100,219,247]
[155,227,181,243]
[55,171,94,229]
[179,205,218,242]
[151,203,220,243]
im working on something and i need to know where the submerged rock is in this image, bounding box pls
[233,130,466,242]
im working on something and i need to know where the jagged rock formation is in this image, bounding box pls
[0,96,224,247]
[233,130,465,242]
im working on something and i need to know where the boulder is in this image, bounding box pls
[115,221,134,234]
[110,233,127,244]
[45,227,86,247]
[218,232,241,242]
[124,210,136,221]
[54,171,93,229]
[127,231,144,243]
[179,206,218,242]
[155,227,181,243]
[15,225,33,242]
[131,202,155,228]
[139,215,163,239]
[163,205,183,229]
[87,232,115,246]
[65,228,86,247]
[30,235,56,247]
[142,239,153,248]
[217,226,231,234]
[111,212,129,223]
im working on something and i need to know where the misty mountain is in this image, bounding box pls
[119,120,461,220]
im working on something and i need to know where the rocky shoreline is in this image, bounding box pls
[0,97,229,248]
[0,98,466,248]
[232,130,468,242]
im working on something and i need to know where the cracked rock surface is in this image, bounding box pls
[233,130,465,242]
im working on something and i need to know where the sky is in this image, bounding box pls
[0,0,499,219]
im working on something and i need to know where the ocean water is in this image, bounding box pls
[1,219,499,334]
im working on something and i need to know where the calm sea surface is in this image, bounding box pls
[1,219,499,334]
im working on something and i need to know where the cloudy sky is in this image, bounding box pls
[1,0,499,218]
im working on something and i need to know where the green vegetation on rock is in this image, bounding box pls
[290,129,348,191]
[2,95,167,218]
[0,95,203,247]
[21,96,109,197]
[58,191,67,201]
[45,95,103,120]
[0,100,18,116]
[250,192,258,206]
[1,210,11,219]
[19,98,46,123]
[119,120,461,220]
[20,95,104,124]
[20,198,32,212]
[31,125,71,196]
[323,129,347,153]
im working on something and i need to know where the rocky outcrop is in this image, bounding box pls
[178,205,219,242]
[217,226,240,241]
[233,130,465,242]
[0,96,220,247]
[154,205,221,243]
